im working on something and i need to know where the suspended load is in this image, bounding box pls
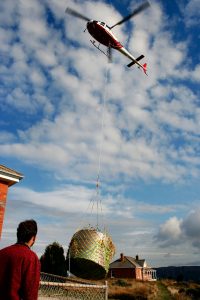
[67,227,115,279]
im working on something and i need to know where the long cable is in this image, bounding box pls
[95,65,110,229]
[78,65,110,231]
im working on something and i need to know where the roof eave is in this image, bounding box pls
[0,171,24,186]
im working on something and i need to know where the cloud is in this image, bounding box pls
[8,185,182,218]
[35,48,57,67]
[1,0,200,267]
[183,0,200,27]
[0,131,16,143]
[0,0,18,27]
[155,217,183,246]
[1,183,197,266]
[155,209,200,250]
[191,65,200,82]
[1,185,163,257]
[18,0,49,44]
[182,210,200,248]
[1,184,180,256]
[0,0,199,184]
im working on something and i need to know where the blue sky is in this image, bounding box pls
[0,0,200,268]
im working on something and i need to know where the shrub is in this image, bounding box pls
[40,241,66,276]
[178,288,185,294]
[185,287,200,298]
[113,279,132,287]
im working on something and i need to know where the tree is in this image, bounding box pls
[40,242,66,276]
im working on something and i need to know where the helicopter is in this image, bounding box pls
[65,1,150,75]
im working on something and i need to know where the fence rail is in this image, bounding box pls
[39,272,107,300]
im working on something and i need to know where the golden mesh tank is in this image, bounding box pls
[67,227,115,279]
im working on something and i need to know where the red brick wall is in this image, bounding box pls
[109,268,140,279]
[135,268,143,280]
[0,181,9,238]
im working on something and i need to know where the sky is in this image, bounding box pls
[0,0,200,268]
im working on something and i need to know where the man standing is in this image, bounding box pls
[0,219,40,299]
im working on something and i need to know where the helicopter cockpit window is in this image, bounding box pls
[100,22,105,26]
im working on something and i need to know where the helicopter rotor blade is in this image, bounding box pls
[65,7,91,22]
[110,1,150,29]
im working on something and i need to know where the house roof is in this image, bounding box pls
[0,165,23,186]
[110,255,150,269]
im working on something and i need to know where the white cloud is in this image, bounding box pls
[191,65,200,82]
[0,143,70,168]
[1,0,200,267]
[1,184,187,260]
[0,131,16,143]
[156,209,200,250]
[29,67,47,87]
[36,48,57,67]
[6,88,34,112]
[183,0,200,27]
[0,0,18,27]
[11,43,27,62]
[182,210,200,239]
[0,28,15,52]
[12,185,95,213]
[7,185,182,218]
[155,217,183,246]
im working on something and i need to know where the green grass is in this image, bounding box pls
[155,281,174,300]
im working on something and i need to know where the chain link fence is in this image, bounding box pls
[39,272,108,300]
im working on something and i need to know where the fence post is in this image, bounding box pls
[105,280,108,300]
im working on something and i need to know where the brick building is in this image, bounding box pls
[108,253,157,281]
[0,165,23,238]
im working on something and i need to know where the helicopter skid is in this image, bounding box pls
[90,40,108,57]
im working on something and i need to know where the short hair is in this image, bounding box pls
[17,219,38,243]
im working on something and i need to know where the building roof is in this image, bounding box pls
[0,165,23,186]
[110,255,150,269]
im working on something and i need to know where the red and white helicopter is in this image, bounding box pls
[66,1,150,75]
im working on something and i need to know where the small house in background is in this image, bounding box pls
[108,253,157,281]
[0,164,23,238]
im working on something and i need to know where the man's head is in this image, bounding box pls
[17,219,38,247]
